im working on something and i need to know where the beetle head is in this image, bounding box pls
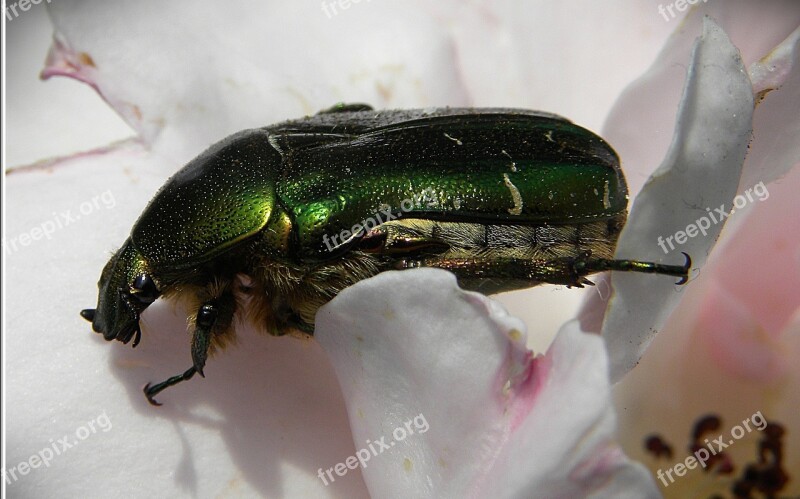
[81,239,158,347]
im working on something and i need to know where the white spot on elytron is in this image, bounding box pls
[603,180,611,210]
[544,130,555,142]
[501,149,517,172]
[503,173,523,215]
[453,198,462,210]
[267,133,284,157]
[443,133,463,145]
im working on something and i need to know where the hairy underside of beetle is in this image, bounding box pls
[168,213,625,360]
[228,213,626,347]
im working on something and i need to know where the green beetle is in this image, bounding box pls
[81,104,690,405]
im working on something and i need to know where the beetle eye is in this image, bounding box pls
[131,274,159,303]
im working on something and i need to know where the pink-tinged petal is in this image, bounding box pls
[604,26,800,485]
[316,269,658,498]
[43,0,472,162]
[708,164,800,335]
[603,3,800,196]
[614,296,800,496]
[611,132,800,498]
[316,269,527,497]
[740,26,800,188]
[576,273,612,335]
[41,35,101,93]
[42,0,668,167]
[581,6,799,337]
[582,14,800,343]
[602,18,754,381]
[697,281,790,383]
[38,1,679,170]
[749,27,800,95]
[41,35,148,143]
[482,321,660,499]
[440,1,676,130]
[653,163,800,383]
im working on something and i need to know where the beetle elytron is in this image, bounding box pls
[81,104,690,405]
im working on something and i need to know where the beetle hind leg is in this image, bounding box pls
[401,249,691,293]
[573,251,692,285]
[400,256,595,292]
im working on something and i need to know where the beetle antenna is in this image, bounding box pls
[576,251,692,285]
[143,366,197,406]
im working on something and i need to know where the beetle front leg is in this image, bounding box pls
[189,302,221,377]
[144,295,235,406]
[143,367,198,406]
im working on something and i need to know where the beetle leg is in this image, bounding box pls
[191,302,219,377]
[141,310,211,406]
[399,251,691,288]
[143,367,197,406]
[572,251,692,285]
[273,305,315,336]
[142,293,236,406]
[358,226,449,255]
[398,256,595,288]
[141,301,218,406]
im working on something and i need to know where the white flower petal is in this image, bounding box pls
[43,0,472,163]
[5,145,374,497]
[602,3,800,196]
[19,2,789,497]
[602,18,753,381]
[483,319,660,499]
[316,269,657,498]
